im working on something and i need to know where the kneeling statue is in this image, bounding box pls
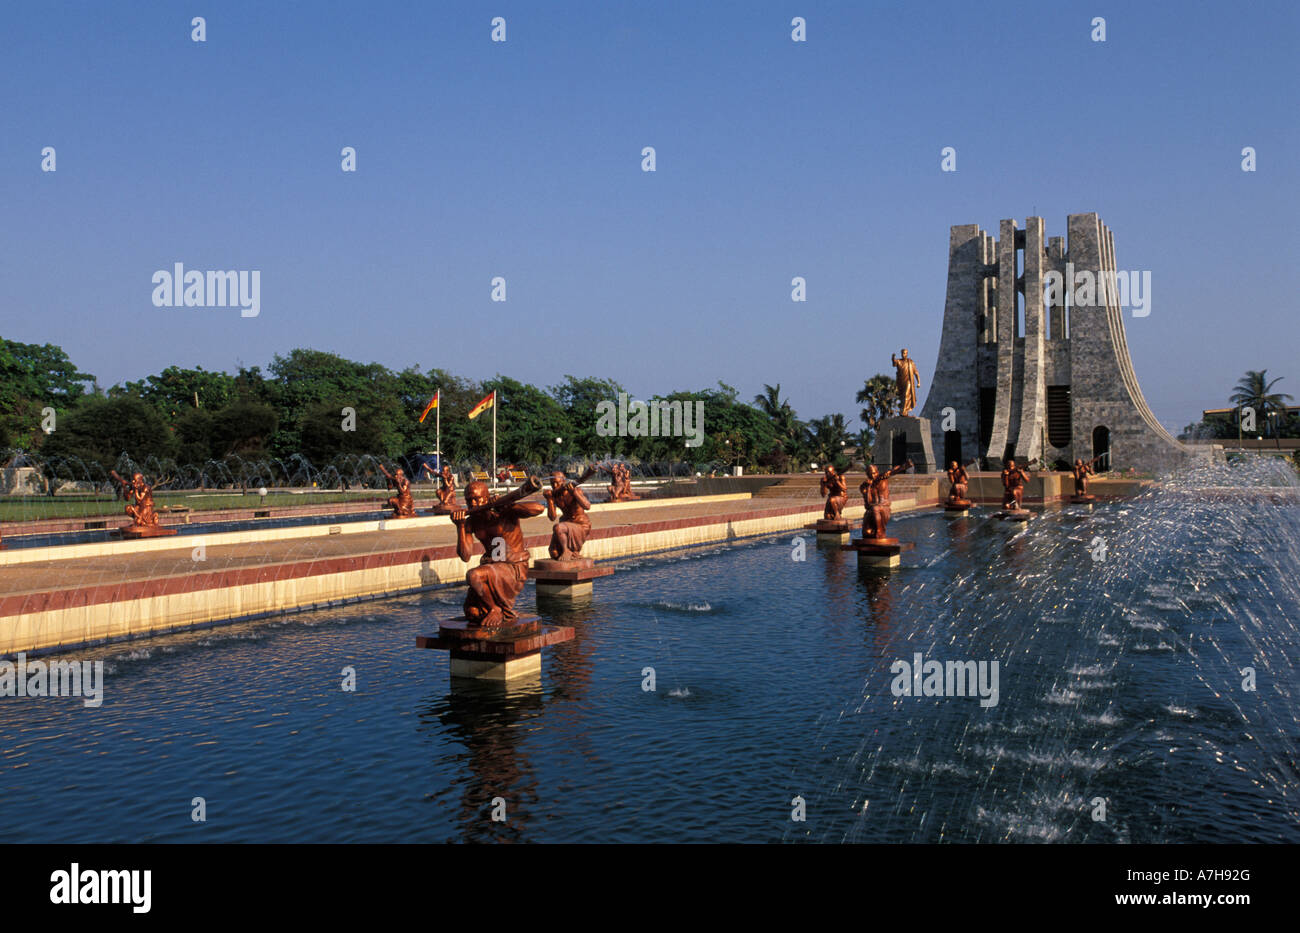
[451,478,544,627]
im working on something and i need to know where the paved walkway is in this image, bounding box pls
[0,495,861,612]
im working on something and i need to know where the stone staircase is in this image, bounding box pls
[753,474,939,500]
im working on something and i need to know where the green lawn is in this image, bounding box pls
[0,490,440,524]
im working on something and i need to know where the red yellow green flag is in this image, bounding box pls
[418,389,440,424]
[468,390,496,420]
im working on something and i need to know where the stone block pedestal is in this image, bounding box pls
[841,536,914,569]
[872,416,937,474]
[531,558,614,601]
[805,519,851,545]
[417,615,574,681]
[995,509,1032,522]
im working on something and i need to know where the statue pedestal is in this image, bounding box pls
[1069,494,1096,506]
[943,498,972,514]
[120,525,178,539]
[841,536,914,569]
[428,505,454,515]
[418,616,574,681]
[805,519,851,544]
[872,417,937,474]
[531,558,613,601]
[996,509,1032,522]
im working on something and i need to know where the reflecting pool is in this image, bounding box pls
[1,462,1296,843]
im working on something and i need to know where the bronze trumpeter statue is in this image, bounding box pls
[605,462,639,502]
[944,458,977,510]
[1071,456,1102,500]
[450,478,545,627]
[1000,458,1033,511]
[109,470,160,528]
[379,463,415,518]
[418,474,576,677]
[860,459,912,541]
[108,470,177,537]
[544,468,594,561]
[946,460,971,504]
[820,465,848,521]
[424,462,458,513]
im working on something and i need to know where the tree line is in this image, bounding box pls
[2,339,904,478]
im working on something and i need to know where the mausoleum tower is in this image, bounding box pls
[919,213,1190,472]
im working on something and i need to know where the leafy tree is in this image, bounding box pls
[632,383,777,469]
[0,338,94,449]
[265,349,404,456]
[211,399,279,458]
[40,395,176,483]
[110,365,237,419]
[174,408,217,464]
[485,376,573,465]
[549,375,627,457]
[233,365,274,405]
[298,401,388,466]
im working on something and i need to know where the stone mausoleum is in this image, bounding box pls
[917,213,1193,472]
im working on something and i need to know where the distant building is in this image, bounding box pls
[1202,405,1299,425]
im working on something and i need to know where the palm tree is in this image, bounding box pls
[1230,370,1294,436]
[753,383,804,455]
[854,427,874,463]
[753,383,791,422]
[804,414,852,465]
[855,374,898,444]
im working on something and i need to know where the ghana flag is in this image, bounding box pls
[468,390,496,420]
[418,389,439,423]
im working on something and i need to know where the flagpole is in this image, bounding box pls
[435,388,440,474]
[492,395,497,488]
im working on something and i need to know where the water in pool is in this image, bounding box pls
[1,461,1296,843]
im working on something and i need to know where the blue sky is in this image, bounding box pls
[2,1,1297,432]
